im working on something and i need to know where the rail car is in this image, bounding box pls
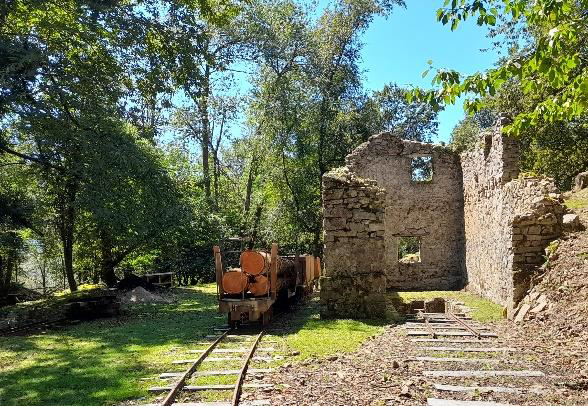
[213,243,320,327]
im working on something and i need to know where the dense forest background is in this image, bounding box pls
[1,0,586,294]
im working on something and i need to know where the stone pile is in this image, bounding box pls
[512,287,550,323]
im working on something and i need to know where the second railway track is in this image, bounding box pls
[147,326,275,406]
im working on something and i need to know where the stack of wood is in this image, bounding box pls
[221,249,321,297]
[222,250,297,297]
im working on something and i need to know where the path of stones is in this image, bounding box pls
[265,312,585,406]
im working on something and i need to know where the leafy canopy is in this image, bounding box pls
[412,0,588,136]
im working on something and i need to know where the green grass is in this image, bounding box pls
[392,291,504,322]
[565,188,588,210]
[0,283,504,405]
[565,198,588,209]
[267,297,384,361]
[0,285,383,406]
[0,285,222,406]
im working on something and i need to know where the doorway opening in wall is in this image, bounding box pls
[398,236,421,263]
[411,156,433,182]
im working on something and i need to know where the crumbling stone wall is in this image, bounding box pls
[461,122,564,314]
[345,133,465,290]
[320,167,388,318]
[321,120,564,319]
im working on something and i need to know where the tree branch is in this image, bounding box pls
[0,143,61,171]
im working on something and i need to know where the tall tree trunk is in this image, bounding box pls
[41,258,47,295]
[213,156,219,210]
[3,255,12,287]
[200,64,211,200]
[99,230,117,287]
[248,205,263,250]
[59,178,78,292]
[212,112,224,212]
[244,156,258,216]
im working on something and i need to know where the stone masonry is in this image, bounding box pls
[321,119,565,319]
[345,133,465,291]
[321,167,388,318]
[461,123,564,315]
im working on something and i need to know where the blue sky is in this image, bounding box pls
[359,1,501,143]
[206,1,503,147]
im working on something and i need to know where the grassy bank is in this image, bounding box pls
[0,284,503,405]
[0,284,382,406]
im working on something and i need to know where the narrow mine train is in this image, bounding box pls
[213,243,320,327]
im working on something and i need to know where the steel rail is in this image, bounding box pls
[231,330,265,406]
[423,315,438,339]
[159,329,230,406]
[446,310,481,340]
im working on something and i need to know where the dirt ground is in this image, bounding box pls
[263,318,587,405]
[262,189,588,406]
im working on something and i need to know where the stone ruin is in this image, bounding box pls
[320,119,565,318]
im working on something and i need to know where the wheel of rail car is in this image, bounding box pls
[261,308,273,326]
[228,313,239,329]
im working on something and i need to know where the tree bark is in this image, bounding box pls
[213,150,220,210]
[99,230,117,287]
[41,257,47,295]
[59,178,78,292]
[244,165,254,215]
[248,205,263,250]
[200,64,211,200]
[3,255,12,287]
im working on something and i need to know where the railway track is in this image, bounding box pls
[406,307,547,406]
[147,326,274,406]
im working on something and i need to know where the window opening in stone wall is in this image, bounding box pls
[411,156,433,182]
[398,236,421,263]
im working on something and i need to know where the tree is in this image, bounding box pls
[77,122,189,286]
[449,108,496,152]
[172,93,241,211]
[241,0,405,254]
[362,83,441,141]
[414,0,588,136]
[0,152,34,296]
[1,0,241,290]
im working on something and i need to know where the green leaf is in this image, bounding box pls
[436,9,444,21]
[451,18,459,31]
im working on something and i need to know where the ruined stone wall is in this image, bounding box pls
[346,133,465,290]
[320,168,388,318]
[461,123,564,312]
[321,120,565,319]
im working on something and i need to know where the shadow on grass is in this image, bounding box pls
[0,285,222,406]
[260,295,389,360]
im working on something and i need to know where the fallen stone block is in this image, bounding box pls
[424,297,445,313]
[563,213,583,232]
[514,303,531,322]
[574,171,588,190]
